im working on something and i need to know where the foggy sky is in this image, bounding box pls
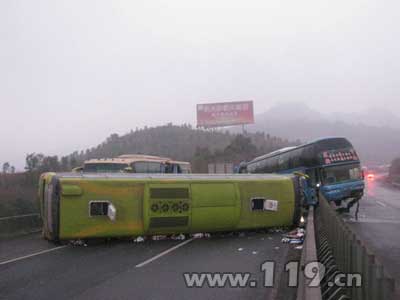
[1,0,399,170]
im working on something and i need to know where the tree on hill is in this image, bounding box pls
[2,162,10,174]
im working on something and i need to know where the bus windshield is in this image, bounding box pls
[322,163,362,185]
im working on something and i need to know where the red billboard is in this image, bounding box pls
[197,101,254,128]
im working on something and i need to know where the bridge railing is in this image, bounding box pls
[0,213,42,238]
[317,195,398,300]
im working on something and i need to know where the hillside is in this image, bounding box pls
[64,123,296,171]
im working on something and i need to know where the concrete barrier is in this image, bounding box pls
[297,206,322,300]
[0,213,42,238]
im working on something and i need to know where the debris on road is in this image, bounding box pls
[282,228,305,239]
[280,227,305,246]
[192,233,211,239]
[69,240,88,247]
[171,234,186,240]
[133,236,145,243]
[152,235,167,241]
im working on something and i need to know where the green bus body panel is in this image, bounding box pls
[191,183,236,207]
[236,180,295,229]
[39,173,299,240]
[61,184,83,196]
[191,183,239,231]
[59,180,144,239]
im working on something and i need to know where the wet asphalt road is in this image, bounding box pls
[344,177,400,284]
[0,231,297,300]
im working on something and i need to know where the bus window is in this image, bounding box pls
[148,162,162,173]
[322,163,362,185]
[133,162,147,173]
[179,164,191,173]
[278,153,290,170]
[167,163,181,173]
[84,163,129,173]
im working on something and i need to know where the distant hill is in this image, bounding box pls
[59,123,296,172]
[242,103,400,165]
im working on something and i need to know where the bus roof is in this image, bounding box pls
[84,157,169,164]
[117,154,171,161]
[247,137,351,164]
[51,172,293,181]
[84,155,190,165]
[168,160,191,165]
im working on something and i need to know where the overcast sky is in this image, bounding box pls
[1,0,399,169]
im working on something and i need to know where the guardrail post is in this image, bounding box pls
[362,249,374,300]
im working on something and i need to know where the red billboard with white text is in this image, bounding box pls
[197,101,254,128]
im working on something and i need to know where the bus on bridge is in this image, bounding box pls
[241,137,365,209]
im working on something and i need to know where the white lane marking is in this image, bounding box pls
[0,246,67,266]
[376,201,387,207]
[135,238,194,268]
[0,213,40,221]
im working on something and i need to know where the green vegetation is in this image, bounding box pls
[23,124,296,173]
[0,173,38,217]
[1,124,296,217]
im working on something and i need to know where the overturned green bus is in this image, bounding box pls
[38,173,303,242]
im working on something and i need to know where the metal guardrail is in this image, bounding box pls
[317,195,398,300]
[0,213,42,238]
[297,206,323,300]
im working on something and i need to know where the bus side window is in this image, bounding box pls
[148,162,162,173]
[133,162,147,173]
[165,163,172,173]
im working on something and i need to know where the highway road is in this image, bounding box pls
[344,177,400,285]
[0,230,298,300]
